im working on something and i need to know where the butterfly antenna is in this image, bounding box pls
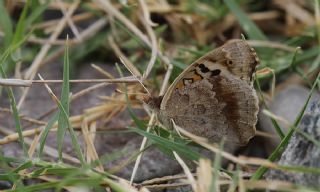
[139,79,151,96]
[118,57,151,96]
[115,89,149,96]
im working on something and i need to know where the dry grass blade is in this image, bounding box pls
[27,132,40,158]
[31,12,93,30]
[108,36,142,77]
[24,0,79,79]
[138,5,158,80]
[262,109,291,127]
[276,0,314,26]
[138,0,158,27]
[94,0,172,67]
[247,40,297,52]
[173,151,197,192]
[0,126,80,164]
[130,114,156,184]
[55,0,82,41]
[81,118,104,172]
[196,159,213,192]
[0,78,32,87]
[243,180,313,192]
[130,59,173,183]
[173,124,278,168]
[0,77,140,87]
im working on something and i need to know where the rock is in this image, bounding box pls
[266,100,320,187]
[95,132,182,182]
[0,181,12,190]
[258,85,320,152]
[166,186,192,192]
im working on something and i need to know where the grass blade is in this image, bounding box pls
[223,0,268,41]
[255,78,285,139]
[210,140,224,192]
[37,112,59,158]
[57,39,71,161]
[131,127,202,161]
[0,40,29,157]
[56,38,85,164]
[0,1,13,48]
[12,0,30,45]
[24,2,49,29]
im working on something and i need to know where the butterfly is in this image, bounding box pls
[145,39,260,145]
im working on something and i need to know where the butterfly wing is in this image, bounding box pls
[161,39,259,110]
[159,39,259,144]
[159,75,258,144]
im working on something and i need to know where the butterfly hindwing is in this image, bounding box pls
[153,39,259,144]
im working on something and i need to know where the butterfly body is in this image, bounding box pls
[147,39,259,145]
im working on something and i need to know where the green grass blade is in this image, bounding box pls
[54,74,85,166]
[315,0,320,45]
[223,0,268,41]
[0,1,13,48]
[115,63,147,129]
[12,161,32,173]
[57,39,71,161]
[295,128,320,148]
[308,52,320,74]
[255,78,285,138]
[0,76,27,156]
[293,77,319,127]
[12,0,30,45]
[279,164,320,175]
[251,72,320,180]
[57,38,85,164]
[131,127,202,161]
[0,40,29,156]
[37,112,59,158]
[25,1,49,28]
[1,0,30,73]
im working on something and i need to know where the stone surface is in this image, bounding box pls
[266,100,320,187]
[166,186,192,192]
[0,181,12,190]
[258,85,320,152]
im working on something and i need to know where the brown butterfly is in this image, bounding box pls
[145,39,260,145]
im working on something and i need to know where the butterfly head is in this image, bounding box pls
[142,95,163,112]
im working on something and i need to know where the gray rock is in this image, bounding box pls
[0,180,12,190]
[266,100,320,187]
[258,85,320,152]
[166,186,192,192]
[95,132,182,182]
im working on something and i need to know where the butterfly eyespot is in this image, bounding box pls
[211,69,221,76]
[227,60,233,65]
[198,63,210,73]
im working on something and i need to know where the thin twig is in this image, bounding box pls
[0,77,140,87]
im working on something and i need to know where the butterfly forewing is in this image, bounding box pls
[156,39,259,144]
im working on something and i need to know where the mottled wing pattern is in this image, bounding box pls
[159,76,258,144]
[155,39,259,144]
[161,39,259,105]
